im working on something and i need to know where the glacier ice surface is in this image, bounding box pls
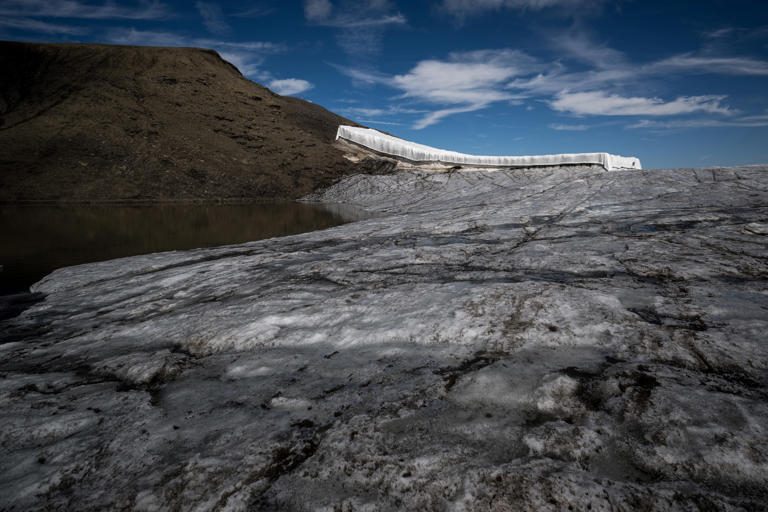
[2,165,768,510]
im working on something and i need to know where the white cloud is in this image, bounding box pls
[381,49,537,127]
[549,123,589,131]
[550,29,625,69]
[234,4,274,18]
[342,107,389,117]
[339,105,426,117]
[304,0,406,59]
[336,50,536,128]
[106,28,190,46]
[106,28,281,53]
[336,28,768,130]
[551,91,734,116]
[0,0,169,19]
[330,64,386,85]
[334,104,427,126]
[440,0,605,18]
[105,28,282,77]
[268,78,314,95]
[105,28,308,91]
[315,13,406,28]
[356,119,403,126]
[704,27,735,39]
[413,103,488,129]
[650,54,768,76]
[304,0,405,27]
[740,112,768,123]
[0,16,86,34]
[196,1,230,35]
[194,40,281,52]
[216,52,262,76]
[628,114,768,130]
[394,50,535,103]
[304,0,333,21]
[507,30,768,98]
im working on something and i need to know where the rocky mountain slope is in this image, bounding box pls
[0,41,360,201]
[1,165,767,510]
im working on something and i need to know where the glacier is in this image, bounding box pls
[336,125,642,171]
[1,165,767,510]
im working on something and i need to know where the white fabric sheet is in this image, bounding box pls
[336,125,641,171]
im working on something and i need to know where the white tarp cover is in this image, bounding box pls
[336,125,642,171]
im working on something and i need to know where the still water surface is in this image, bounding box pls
[0,202,357,294]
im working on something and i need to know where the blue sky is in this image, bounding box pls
[1,0,767,168]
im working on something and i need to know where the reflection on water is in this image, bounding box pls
[0,202,359,294]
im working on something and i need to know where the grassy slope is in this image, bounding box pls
[0,41,360,201]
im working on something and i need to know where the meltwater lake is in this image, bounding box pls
[0,202,357,295]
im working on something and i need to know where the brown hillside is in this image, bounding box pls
[0,41,361,201]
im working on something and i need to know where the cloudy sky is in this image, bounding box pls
[1,0,767,167]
